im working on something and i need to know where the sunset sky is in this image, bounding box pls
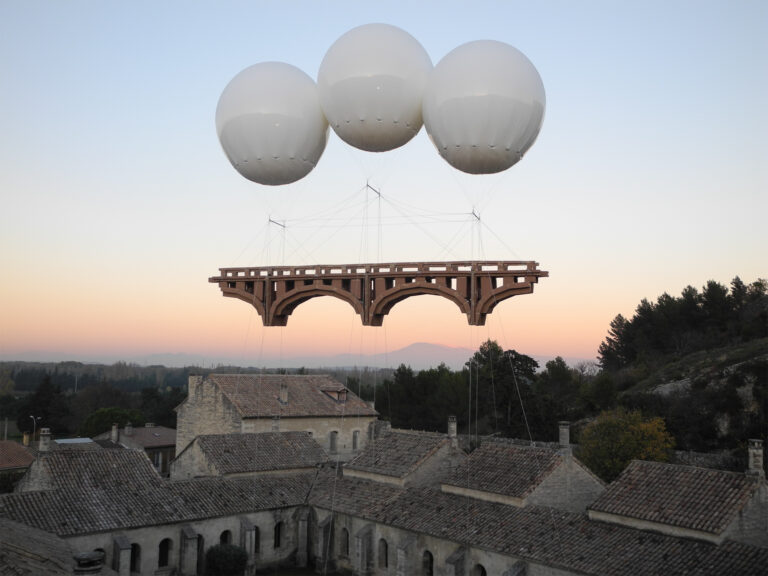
[1,1,766,369]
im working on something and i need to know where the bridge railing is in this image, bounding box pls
[211,261,546,280]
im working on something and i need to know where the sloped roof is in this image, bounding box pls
[588,460,760,535]
[0,441,34,471]
[308,471,768,576]
[94,424,176,449]
[195,432,327,474]
[1,473,313,537]
[442,439,561,498]
[17,448,162,492]
[209,374,377,418]
[345,430,448,479]
[0,517,101,576]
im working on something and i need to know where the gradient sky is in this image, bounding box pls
[1,1,766,368]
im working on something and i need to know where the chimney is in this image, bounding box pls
[448,415,458,448]
[22,432,30,447]
[271,416,280,431]
[747,439,765,478]
[125,422,133,437]
[279,383,288,404]
[559,421,571,450]
[39,428,52,452]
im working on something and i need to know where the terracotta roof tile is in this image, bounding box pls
[209,374,377,418]
[196,432,327,474]
[443,439,561,498]
[0,441,34,471]
[94,425,176,448]
[308,472,768,575]
[345,430,448,479]
[588,460,759,535]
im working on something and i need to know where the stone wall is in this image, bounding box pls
[175,376,241,455]
[312,507,579,576]
[242,415,376,462]
[527,452,605,513]
[66,507,302,576]
[723,482,768,548]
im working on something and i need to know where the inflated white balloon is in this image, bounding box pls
[216,62,329,186]
[317,23,432,152]
[422,40,546,175]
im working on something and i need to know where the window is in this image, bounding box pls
[329,431,338,454]
[254,526,260,554]
[353,430,360,450]
[378,538,388,568]
[130,543,141,573]
[220,530,232,545]
[340,528,350,557]
[274,521,283,549]
[470,565,487,576]
[422,550,433,576]
[158,538,172,568]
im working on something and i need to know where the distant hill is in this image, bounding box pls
[1,343,589,372]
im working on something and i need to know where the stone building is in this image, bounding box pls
[171,431,327,479]
[94,422,177,476]
[175,374,378,460]
[588,444,768,548]
[343,425,465,488]
[440,435,604,513]
[2,416,768,575]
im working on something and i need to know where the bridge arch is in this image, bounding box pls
[271,285,365,326]
[369,282,471,326]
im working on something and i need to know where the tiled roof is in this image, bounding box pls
[588,460,760,535]
[17,449,162,492]
[0,518,91,576]
[195,432,327,474]
[308,471,768,576]
[345,430,448,478]
[443,439,561,498]
[0,441,34,471]
[1,473,314,537]
[94,425,176,449]
[209,374,377,418]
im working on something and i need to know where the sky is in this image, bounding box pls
[1,1,766,369]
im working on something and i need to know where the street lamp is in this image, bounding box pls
[30,415,41,439]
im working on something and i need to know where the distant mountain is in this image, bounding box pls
[1,343,591,372]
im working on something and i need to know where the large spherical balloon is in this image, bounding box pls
[216,62,329,186]
[422,40,546,175]
[317,24,432,152]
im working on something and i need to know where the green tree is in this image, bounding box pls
[576,408,674,482]
[205,544,247,576]
[80,407,145,438]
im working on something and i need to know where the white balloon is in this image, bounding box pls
[317,23,432,152]
[216,62,329,186]
[422,40,546,175]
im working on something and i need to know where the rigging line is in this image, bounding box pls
[479,219,521,259]
[378,194,464,260]
[484,271,566,559]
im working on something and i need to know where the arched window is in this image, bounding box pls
[220,530,232,545]
[353,430,360,450]
[471,564,487,576]
[254,526,260,554]
[158,538,172,568]
[130,543,141,573]
[329,431,338,454]
[422,550,433,576]
[340,527,350,557]
[274,521,282,549]
[378,538,388,568]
